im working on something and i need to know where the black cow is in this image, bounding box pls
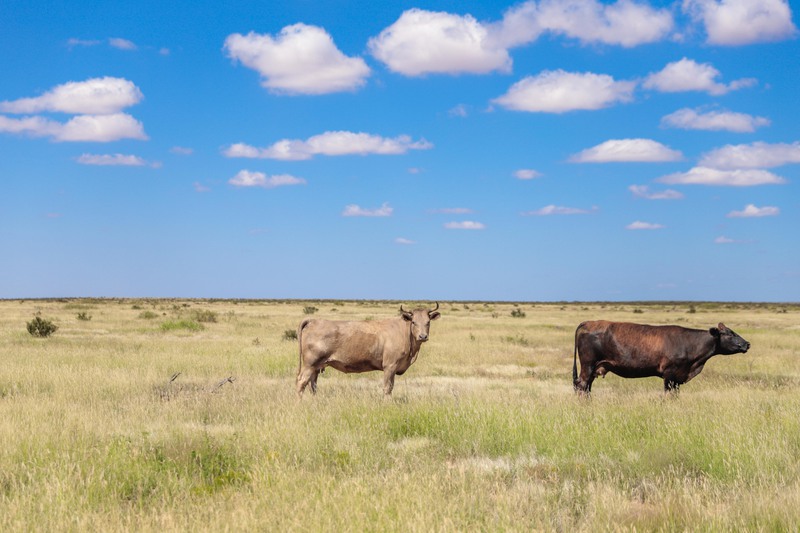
[573,321,750,394]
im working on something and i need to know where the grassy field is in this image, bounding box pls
[1,299,799,531]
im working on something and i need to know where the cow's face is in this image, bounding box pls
[711,323,751,355]
[401,305,441,342]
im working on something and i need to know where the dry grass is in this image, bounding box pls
[1,299,799,531]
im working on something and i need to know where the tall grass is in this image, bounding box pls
[1,299,798,531]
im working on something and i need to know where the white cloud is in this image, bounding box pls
[656,166,787,186]
[109,38,137,50]
[626,221,665,230]
[444,221,486,230]
[643,58,756,95]
[493,70,635,113]
[714,236,735,244]
[629,185,684,199]
[369,9,511,76]
[229,170,306,189]
[0,113,147,142]
[224,131,432,160]
[170,146,194,155]
[522,205,594,215]
[0,77,143,115]
[727,204,780,218]
[661,108,770,133]
[342,203,393,217]
[395,237,416,245]
[699,141,800,169]
[67,38,101,48]
[514,169,542,180]
[683,0,797,45]
[224,24,370,95]
[571,138,682,163]
[449,104,469,118]
[496,0,674,48]
[76,153,146,166]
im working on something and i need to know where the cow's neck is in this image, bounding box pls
[688,334,719,380]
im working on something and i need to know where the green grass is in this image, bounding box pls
[1,299,799,531]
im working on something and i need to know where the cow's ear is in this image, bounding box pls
[401,312,413,322]
[429,311,441,321]
[709,327,720,337]
[718,322,728,331]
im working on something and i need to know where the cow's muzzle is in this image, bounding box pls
[417,334,429,342]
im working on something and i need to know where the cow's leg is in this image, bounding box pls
[296,364,318,397]
[575,362,594,396]
[309,368,322,394]
[382,366,397,397]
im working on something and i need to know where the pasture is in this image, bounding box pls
[1,299,799,531]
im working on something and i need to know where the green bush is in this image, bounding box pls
[282,329,298,341]
[160,320,204,332]
[27,314,58,337]
[76,312,92,321]
[303,306,318,315]
[192,309,218,323]
[510,308,526,318]
[139,311,159,320]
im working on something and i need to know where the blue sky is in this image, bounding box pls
[1,0,798,301]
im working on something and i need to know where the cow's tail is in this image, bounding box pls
[297,318,312,376]
[573,322,584,390]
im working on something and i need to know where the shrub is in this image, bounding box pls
[688,305,697,314]
[303,306,318,315]
[282,329,298,341]
[192,309,218,323]
[27,314,58,337]
[76,312,92,321]
[510,308,526,318]
[139,311,159,320]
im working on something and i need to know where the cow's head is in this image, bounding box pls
[400,303,441,342]
[710,323,751,355]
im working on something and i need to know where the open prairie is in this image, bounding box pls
[1,299,799,531]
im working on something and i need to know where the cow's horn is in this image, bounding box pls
[429,302,439,313]
[400,305,408,314]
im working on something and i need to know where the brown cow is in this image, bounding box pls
[296,303,441,397]
[573,321,750,394]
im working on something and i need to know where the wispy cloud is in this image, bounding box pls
[626,221,664,230]
[727,204,780,218]
[643,58,756,96]
[229,170,306,189]
[193,182,211,193]
[76,153,147,166]
[629,185,684,200]
[170,146,194,155]
[225,24,370,95]
[224,131,432,161]
[395,237,415,245]
[342,203,393,217]
[699,141,800,170]
[109,37,137,50]
[514,169,542,180]
[522,205,595,216]
[444,221,485,230]
[656,167,787,186]
[430,207,474,215]
[661,108,770,133]
[570,138,682,163]
[493,70,635,113]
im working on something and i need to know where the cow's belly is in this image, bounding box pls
[326,358,382,373]
[598,360,662,379]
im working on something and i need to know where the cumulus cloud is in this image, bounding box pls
[683,0,797,45]
[495,0,674,48]
[342,203,393,217]
[629,185,684,199]
[656,166,787,186]
[493,70,635,113]
[224,24,370,95]
[643,58,756,95]
[727,204,780,218]
[626,221,664,230]
[76,153,146,166]
[0,77,143,115]
[369,9,511,76]
[661,108,770,133]
[514,169,542,180]
[570,138,683,163]
[699,141,800,169]
[224,131,432,160]
[522,205,595,215]
[0,113,147,142]
[444,221,486,229]
[229,170,306,189]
